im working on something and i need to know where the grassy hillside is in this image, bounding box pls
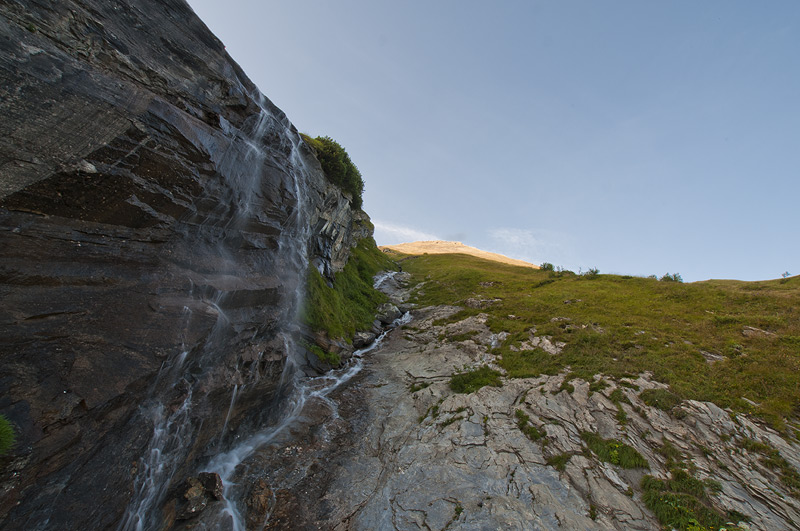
[302,237,397,344]
[390,251,800,433]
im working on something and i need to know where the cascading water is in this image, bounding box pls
[201,312,412,530]
[119,91,317,530]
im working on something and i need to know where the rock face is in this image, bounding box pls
[254,277,800,530]
[0,1,369,529]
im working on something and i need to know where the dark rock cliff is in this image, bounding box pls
[0,1,370,528]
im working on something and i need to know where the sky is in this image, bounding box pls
[186,0,799,282]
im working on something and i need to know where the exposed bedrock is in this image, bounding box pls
[0,1,368,528]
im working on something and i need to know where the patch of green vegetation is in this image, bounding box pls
[515,409,544,442]
[0,415,15,456]
[589,503,597,520]
[657,440,684,466]
[588,379,609,395]
[640,388,682,411]
[418,400,443,423]
[446,330,480,342]
[409,381,431,393]
[581,432,649,469]
[301,134,364,208]
[449,366,502,394]
[546,452,572,471]
[303,340,340,365]
[644,443,748,530]
[608,388,632,425]
[396,252,800,432]
[740,438,800,498]
[439,415,465,428]
[609,388,631,404]
[641,471,728,531]
[301,237,396,341]
[554,375,576,394]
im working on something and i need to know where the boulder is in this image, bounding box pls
[376,303,402,325]
[353,331,377,349]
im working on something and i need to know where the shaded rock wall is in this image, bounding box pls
[0,1,369,528]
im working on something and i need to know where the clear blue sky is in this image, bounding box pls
[186,0,799,282]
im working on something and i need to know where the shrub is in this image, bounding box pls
[540,262,555,271]
[301,134,365,208]
[583,267,600,278]
[450,366,502,393]
[0,415,15,456]
[660,272,683,283]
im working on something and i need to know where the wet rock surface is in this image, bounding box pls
[261,282,800,530]
[0,1,369,528]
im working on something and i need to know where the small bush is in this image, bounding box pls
[659,272,683,283]
[640,388,682,411]
[302,134,365,208]
[0,415,16,456]
[583,267,600,278]
[450,366,502,394]
[540,262,555,271]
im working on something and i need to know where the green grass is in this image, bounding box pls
[580,431,649,469]
[546,452,573,471]
[303,340,340,365]
[640,388,682,411]
[740,438,800,498]
[641,473,727,531]
[515,409,544,442]
[0,415,15,456]
[301,237,397,342]
[390,251,800,432]
[409,382,431,393]
[449,366,502,393]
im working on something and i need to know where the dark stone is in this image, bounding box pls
[376,303,402,325]
[0,1,374,529]
[353,331,377,349]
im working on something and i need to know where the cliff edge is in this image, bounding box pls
[0,1,370,528]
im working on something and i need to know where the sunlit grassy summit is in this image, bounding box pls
[385,245,800,433]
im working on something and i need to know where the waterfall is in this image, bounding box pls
[119,93,315,531]
[201,311,412,530]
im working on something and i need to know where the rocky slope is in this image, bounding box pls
[259,273,800,530]
[0,1,369,529]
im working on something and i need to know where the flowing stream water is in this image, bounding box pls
[203,310,412,530]
[119,93,317,530]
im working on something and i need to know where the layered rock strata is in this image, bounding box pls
[254,276,800,530]
[0,1,368,528]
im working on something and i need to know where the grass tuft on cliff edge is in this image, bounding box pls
[390,251,800,433]
[302,237,397,343]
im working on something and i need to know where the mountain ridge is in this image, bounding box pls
[381,240,539,269]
